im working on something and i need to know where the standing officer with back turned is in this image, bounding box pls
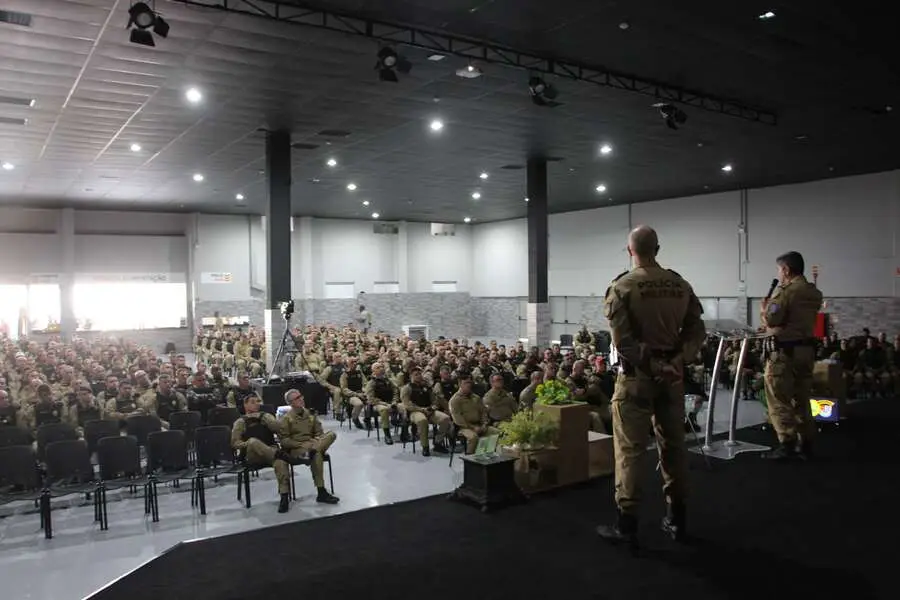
[596,225,706,547]
[760,251,822,461]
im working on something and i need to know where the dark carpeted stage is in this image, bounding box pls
[88,400,897,600]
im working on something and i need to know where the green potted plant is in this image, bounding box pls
[499,410,560,451]
[534,378,582,406]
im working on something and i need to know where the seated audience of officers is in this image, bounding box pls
[2,321,897,511]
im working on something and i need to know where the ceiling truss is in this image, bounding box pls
[171,0,778,125]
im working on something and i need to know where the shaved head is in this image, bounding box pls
[628,225,659,259]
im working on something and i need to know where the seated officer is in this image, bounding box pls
[401,367,450,456]
[0,389,23,431]
[319,355,345,416]
[230,393,292,513]
[364,362,401,444]
[104,381,144,426]
[23,383,67,435]
[482,373,518,424]
[449,376,500,454]
[339,356,367,427]
[566,359,610,433]
[146,374,187,429]
[67,384,105,438]
[226,373,257,414]
[279,389,339,507]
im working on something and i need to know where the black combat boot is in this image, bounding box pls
[432,441,449,454]
[383,430,394,445]
[596,510,638,548]
[661,501,688,543]
[316,487,339,504]
[421,446,431,457]
[763,439,797,461]
[278,493,290,513]
[352,417,365,430]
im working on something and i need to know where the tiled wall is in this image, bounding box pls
[820,297,900,337]
[195,299,267,327]
[470,297,520,338]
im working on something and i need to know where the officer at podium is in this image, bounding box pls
[596,225,706,546]
[760,251,823,461]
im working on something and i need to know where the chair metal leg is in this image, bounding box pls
[290,464,296,500]
[198,475,207,516]
[243,468,252,508]
[237,471,243,501]
[151,477,160,523]
[100,484,109,531]
[41,489,52,540]
[327,458,334,494]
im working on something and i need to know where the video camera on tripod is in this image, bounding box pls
[279,300,294,320]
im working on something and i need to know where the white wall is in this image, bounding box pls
[74,235,187,276]
[310,219,398,297]
[407,222,473,293]
[194,214,252,302]
[471,218,528,297]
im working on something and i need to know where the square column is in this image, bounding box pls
[264,129,292,375]
[526,157,550,348]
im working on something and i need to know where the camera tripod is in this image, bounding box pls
[266,314,298,384]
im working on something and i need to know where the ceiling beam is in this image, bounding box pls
[171,0,778,125]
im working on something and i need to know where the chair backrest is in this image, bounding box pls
[560,334,574,347]
[259,404,277,416]
[146,430,189,473]
[125,414,162,446]
[36,423,79,459]
[194,426,236,467]
[97,435,143,480]
[208,406,240,428]
[45,439,95,484]
[0,445,41,489]
[83,419,121,455]
[0,427,32,448]
[168,411,202,440]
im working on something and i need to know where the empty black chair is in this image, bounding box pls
[36,423,78,461]
[0,445,45,531]
[208,406,240,428]
[0,427,32,448]
[83,419,120,456]
[193,425,239,514]
[146,430,193,522]
[510,377,529,400]
[168,410,202,442]
[44,439,104,538]
[125,414,162,448]
[97,435,153,525]
[259,404,277,416]
[560,334,574,348]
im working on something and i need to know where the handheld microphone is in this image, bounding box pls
[765,278,779,300]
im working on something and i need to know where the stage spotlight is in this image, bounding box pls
[375,47,412,82]
[127,2,169,47]
[653,103,688,130]
[529,76,561,108]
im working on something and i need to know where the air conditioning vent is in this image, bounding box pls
[430,223,455,236]
[402,325,429,341]
[317,129,352,138]
[291,142,319,150]
[0,10,32,27]
[373,223,398,234]
[0,116,27,126]
[500,164,524,170]
[0,96,34,107]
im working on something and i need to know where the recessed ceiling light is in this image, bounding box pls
[758,10,775,20]
[464,217,472,223]
[471,191,481,200]
[721,164,733,173]
[371,212,380,219]
[362,200,370,206]
[429,119,444,132]
[524,197,529,202]
[192,173,204,182]
[236,193,245,201]
[347,183,357,191]
[595,184,607,193]
[479,172,489,180]
[130,143,141,152]
[619,21,630,30]
[427,54,445,61]
[1,162,14,171]
[185,87,203,104]
[600,143,613,155]
[326,157,337,167]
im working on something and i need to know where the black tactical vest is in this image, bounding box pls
[569,374,587,389]
[35,403,63,428]
[155,392,181,422]
[0,405,17,427]
[250,345,262,359]
[326,365,344,387]
[115,397,138,414]
[409,384,431,408]
[76,404,102,427]
[372,378,394,403]
[440,380,456,400]
[344,369,363,392]
[232,387,255,415]
[242,415,275,446]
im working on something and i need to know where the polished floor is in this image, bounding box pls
[0,388,767,600]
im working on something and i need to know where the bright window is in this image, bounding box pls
[373,282,400,294]
[28,284,61,333]
[324,283,355,299]
[73,283,187,331]
[432,281,458,293]
[0,284,28,338]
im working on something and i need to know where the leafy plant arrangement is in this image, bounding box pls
[499,410,560,449]
[535,378,581,406]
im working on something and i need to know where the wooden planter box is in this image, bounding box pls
[503,447,560,493]
[534,403,590,486]
[588,431,614,478]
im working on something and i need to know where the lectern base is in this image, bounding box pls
[691,439,770,460]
